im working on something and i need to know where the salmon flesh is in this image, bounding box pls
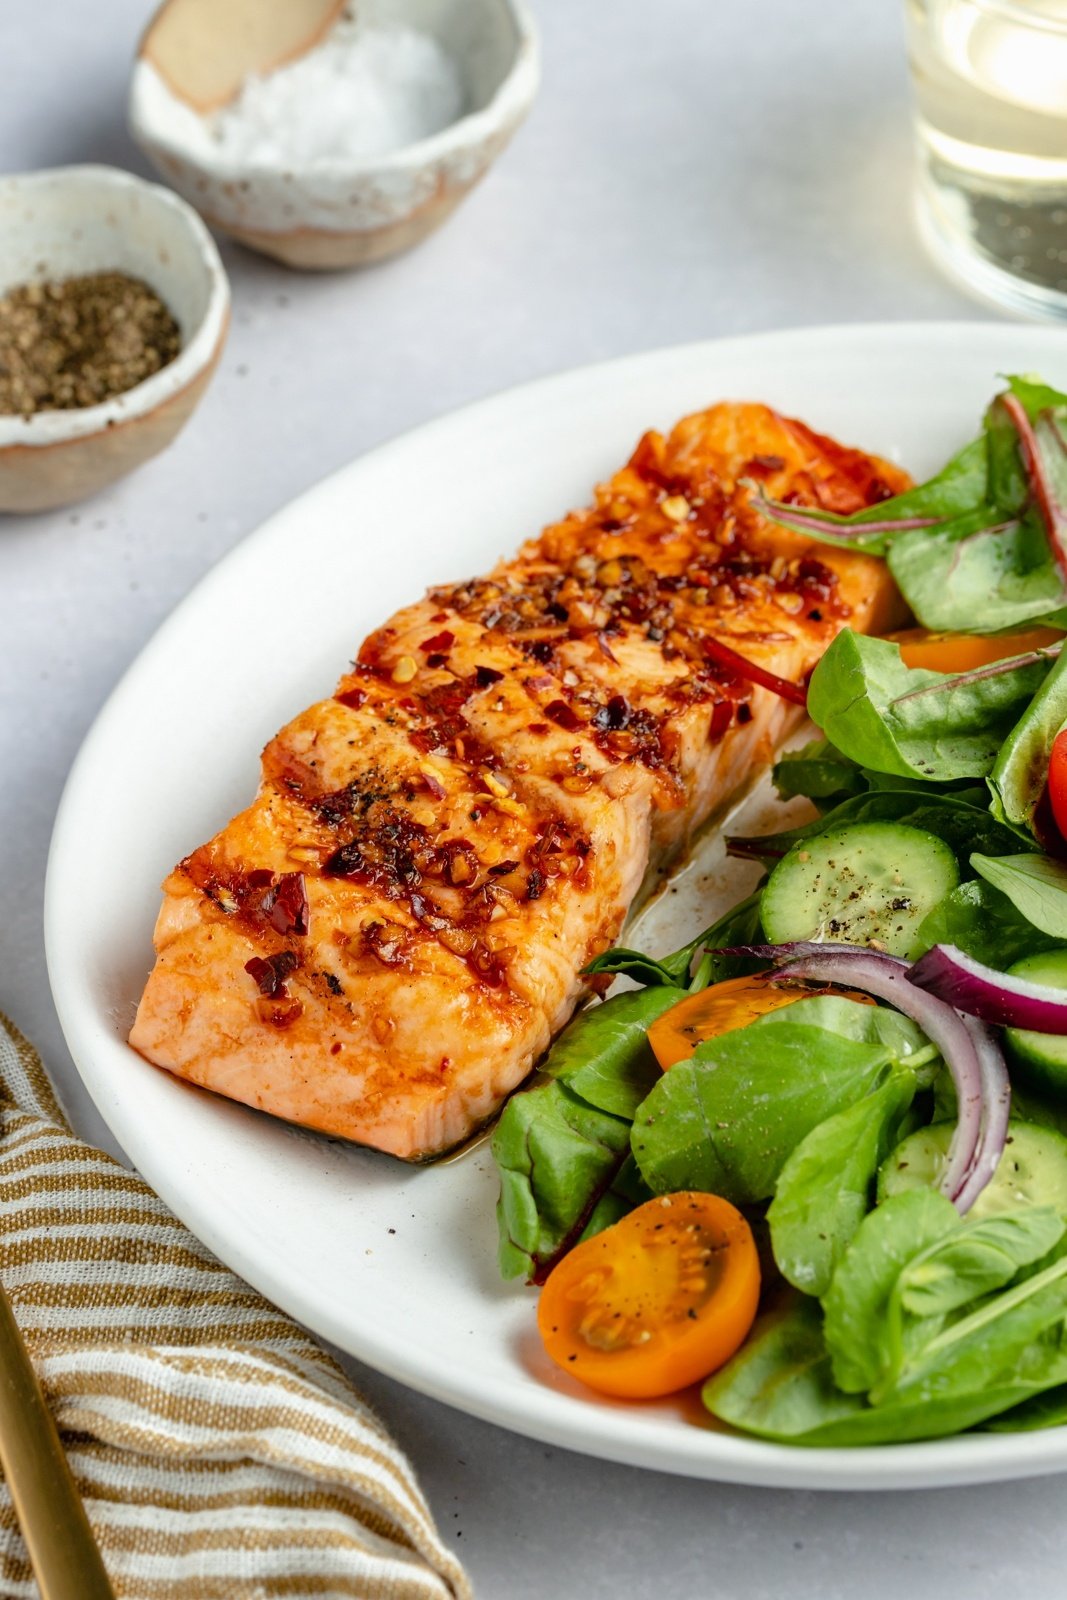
[129,402,909,1159]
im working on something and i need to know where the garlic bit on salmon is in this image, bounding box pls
[129,402,909,1159]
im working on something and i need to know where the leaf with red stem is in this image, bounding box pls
[1000,393,1067,585]
[702,637,808,707]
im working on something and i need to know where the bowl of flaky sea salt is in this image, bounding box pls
[129,0,539,269]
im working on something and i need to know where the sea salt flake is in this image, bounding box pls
[211,17,465,166]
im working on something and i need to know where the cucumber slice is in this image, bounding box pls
[1004,949,1067,1098]
[879,1121,1067,1221]
[760,822,959,959]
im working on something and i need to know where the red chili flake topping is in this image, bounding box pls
[245,950,299,998]
[526,722,549,736]
[246,869,274,889]
[262,872,309,937]
[474,664,504,688]
[544,699,582,731]
[743,454,786,478]
[488,858,521,876]
[421,769,447,800]
[330,1041,343,1055]
[420,631,455,653]
[708,699,734,742]
[592,694,631,733]
[362,921,407,967]
[526,868,546,901]
[595,632,618,664]
[426,653,447,669]
[337,686,367,710]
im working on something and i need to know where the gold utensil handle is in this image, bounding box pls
[0,1280,114,1599]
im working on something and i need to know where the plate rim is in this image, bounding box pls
[45,319,1067,1490]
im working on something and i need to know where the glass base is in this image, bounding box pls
[916,179,1067,323]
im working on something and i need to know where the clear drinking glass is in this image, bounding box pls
[906,0,1067,318]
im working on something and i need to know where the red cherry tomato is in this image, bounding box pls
[1048,727,1067,845]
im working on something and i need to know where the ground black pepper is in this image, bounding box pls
[0,271,181,416]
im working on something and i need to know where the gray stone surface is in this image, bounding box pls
[4,2,1062,1595]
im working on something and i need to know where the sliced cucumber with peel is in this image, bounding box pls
[879,1121,1067,1221]
[760,821,959,959]
[1003,949,1067,1098]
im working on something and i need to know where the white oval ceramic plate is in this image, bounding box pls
[46,322,1067,1490]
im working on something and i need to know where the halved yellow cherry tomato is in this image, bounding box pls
[538,1192,760,1398]
[889,626,1063,675]
[646,973,873,1071]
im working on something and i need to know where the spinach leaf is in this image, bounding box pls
[543,986,682,1119]
[578,1154,652,1241]
[821,1188,960,1393]
[773,740,865,804]
[913,878,1060,966]
[492,1080,632,1281]
[982,1385,1067,1432]
[768,1070,917,1297]
[895,1208,1065,1319]
[731,786,1027,868]
[631,1005,904,1205]
[703,1298,1051,1445]
[493,987,680,1280]
[806,631,1053,782]
[989,642,1067,834]
[971,852,1067,939]
[878,1242,1067,1410]
[745,992,939,1078]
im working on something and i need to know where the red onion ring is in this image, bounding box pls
[909,943,1067,1033]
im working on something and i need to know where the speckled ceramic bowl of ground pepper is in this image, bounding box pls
[0,165,230,513]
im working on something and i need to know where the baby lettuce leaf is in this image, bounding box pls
[913,878,1060,966]
[772,740,865,805]
[702,1298,1053,1445]
[970,852,1067,940]
[493,1081,632,1281]
[768,1070,917,1298]
[895,1208,1065,1320]
[631,996,932,1204]
[542,986,682,1120]
[989,642,1067,835]
[731,785,1027,869]
[806,632,1054,783]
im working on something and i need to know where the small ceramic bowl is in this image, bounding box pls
[0,165,230,514]
[128,0,540,270]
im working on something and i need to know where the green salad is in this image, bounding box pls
[490,373,1067,1444]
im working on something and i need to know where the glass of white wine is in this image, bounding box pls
[906,0,1067,318]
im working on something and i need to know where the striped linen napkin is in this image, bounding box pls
[0,1012,471,1600]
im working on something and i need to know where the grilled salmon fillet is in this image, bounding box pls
[130,402,910,1159]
